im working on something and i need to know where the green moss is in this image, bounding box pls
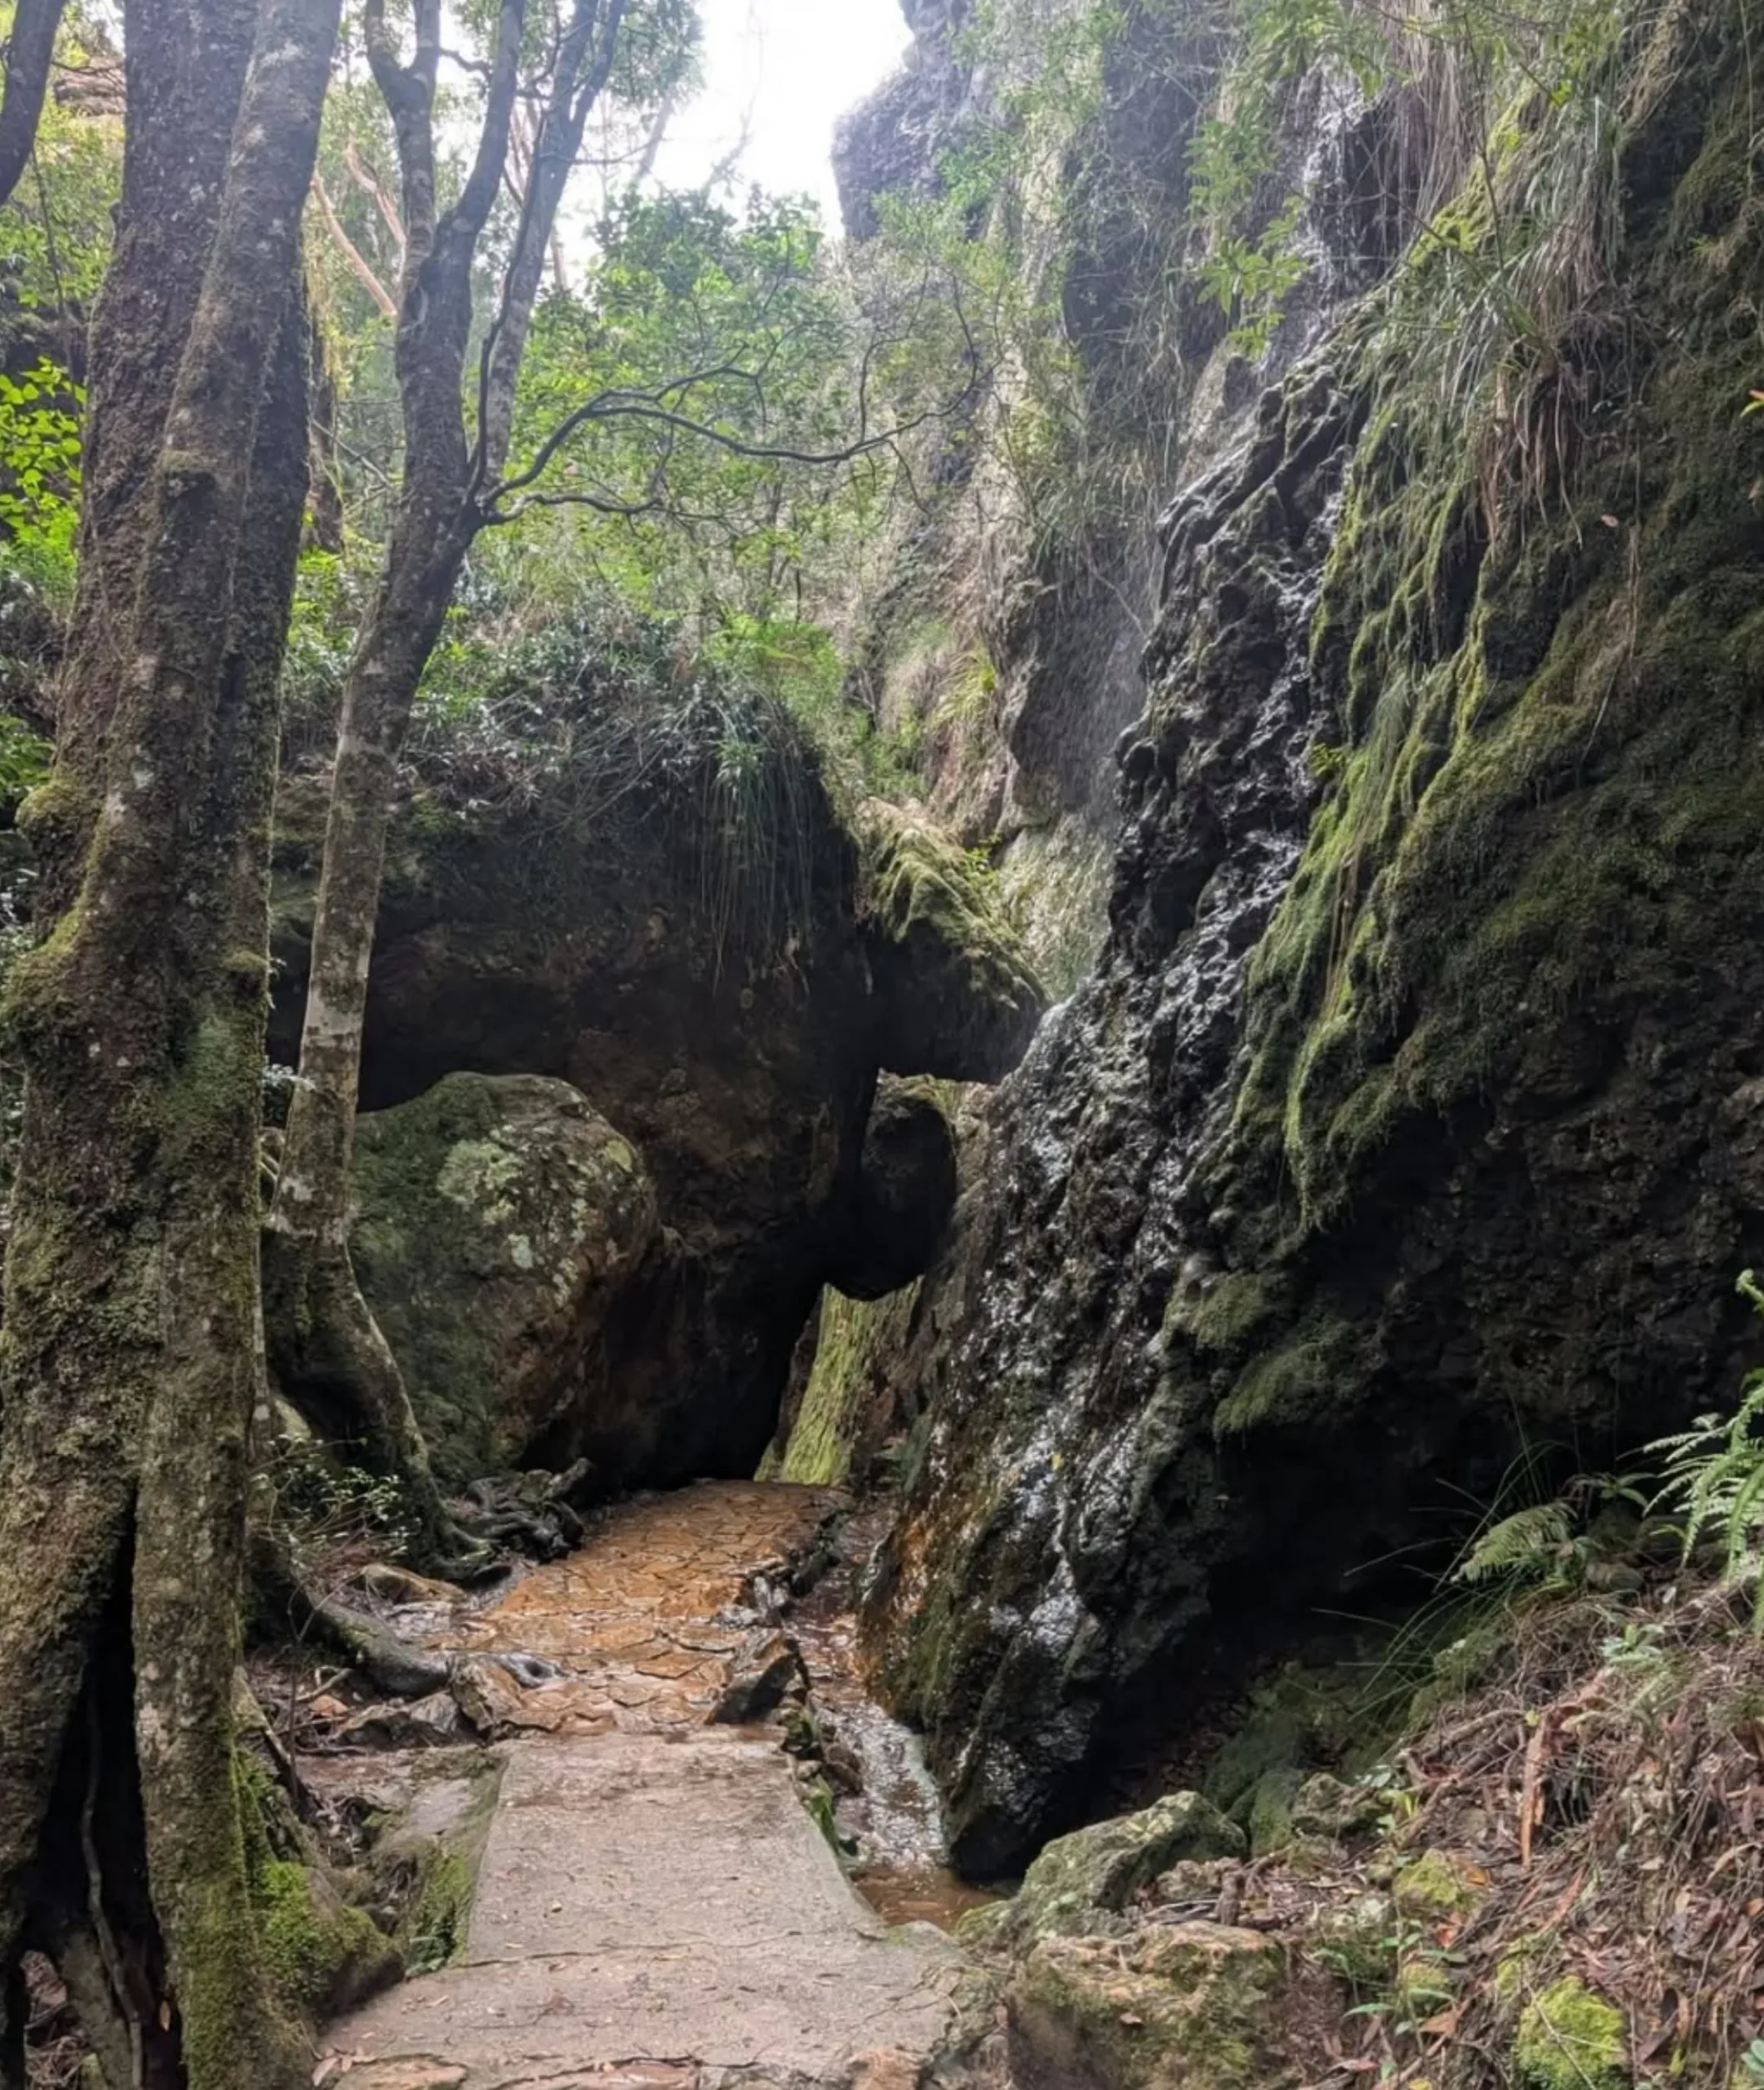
[1393,1848,1478,1924]
[856,798,1046,1076]
[780,1285,921,1487]
[404,1850,474,1974]
[1213,38,1764,1264]
[350,1072,655,1482]
[1515,1977,1629,2090]
[255,1860,387,2015]
[1215,1313,1359,1435]
[1168,1269,1286,1354]
[1245,1767,1303,1856]
[236,1752,398,2025]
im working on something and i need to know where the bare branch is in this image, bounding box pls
[343,140,407,267]
[471,0,632,489]
[482,382,942,522]
[0,0,66,211]
[311,171,397,322]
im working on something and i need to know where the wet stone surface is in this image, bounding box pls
[318,1483,987,2090]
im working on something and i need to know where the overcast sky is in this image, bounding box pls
[651,0,913,228]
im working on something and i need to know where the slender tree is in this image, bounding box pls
[0,1,340,2082]
[266,0,646,1558]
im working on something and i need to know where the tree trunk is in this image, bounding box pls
[0,0,68,213]
[0,0,340,2079]
[267,0,526,1559]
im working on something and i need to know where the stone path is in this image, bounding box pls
[322,1483,972,2090]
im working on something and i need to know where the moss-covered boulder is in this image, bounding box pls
[857,800,1047,1081]
[1006,1921,1293,2090]
[986,1794,1243,1950]
[270,672,1043,1490]
[352,1072,659,1484]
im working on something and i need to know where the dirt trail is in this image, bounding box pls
[323,1483,976,2090]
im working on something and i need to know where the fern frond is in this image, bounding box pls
[1453,1501,1572,1585]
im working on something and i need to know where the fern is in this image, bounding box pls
[1647,1272,1764,1628]
[1453,1501,1575,1585]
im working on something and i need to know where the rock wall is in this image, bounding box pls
[861,0,1764,1875]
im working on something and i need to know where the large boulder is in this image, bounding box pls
[857,801,1046,1082]
[273,677,1044,1487]
[825,1077,958,1303]
[1006,1923,1294,2090]
[352,1074,659,1485]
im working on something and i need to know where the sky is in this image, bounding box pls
[651,0,913,229]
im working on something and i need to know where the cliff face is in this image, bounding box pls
[851,0,1764,1876]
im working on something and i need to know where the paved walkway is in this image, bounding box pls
[322,1483,969,2090]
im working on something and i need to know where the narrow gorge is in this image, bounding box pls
[0,0,1762,2085]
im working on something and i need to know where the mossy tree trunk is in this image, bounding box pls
[266,0,634,1555]
[0,1,340,2083]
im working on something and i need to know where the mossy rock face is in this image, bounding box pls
[863,0,1764,1880]
[352,1072,660,1484]
[857,799,1048,1083]
[778,1283,923,1488]
[989,1794,1243,1951]
[1515,1977,1629,2090]
[1006,1921,1294,2090]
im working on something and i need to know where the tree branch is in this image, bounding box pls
[343,139,407,268]
[447,0,523,242]
[482,381,939,522]
[311,171,397,322]
[0,0,66,211]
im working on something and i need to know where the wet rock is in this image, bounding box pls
[1006,1921,1292,2090]
[337,1692,468,1750]
[987,1794,1243,1949]
[857,800,1047,1083]
[864,10,1764,1876]
[352,1072,659,1486]
[827,1078,959,1302]
[833,1,978,241]
[709,1630,804,1725]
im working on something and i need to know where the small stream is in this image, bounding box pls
[789,1503,1000,1932]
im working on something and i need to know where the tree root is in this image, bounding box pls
[250,1533,451,1700]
